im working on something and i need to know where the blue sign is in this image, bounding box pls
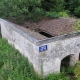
[39,45,48,52]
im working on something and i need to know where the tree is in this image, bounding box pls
[41,0,64,12]
[65,0,80,17]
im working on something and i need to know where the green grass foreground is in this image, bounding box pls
[0,37,78,80]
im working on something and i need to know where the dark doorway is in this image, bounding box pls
[0,24,2,38]
[79,53,80,60]
[60,55,70,71]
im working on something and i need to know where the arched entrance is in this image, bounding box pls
[79,53,80,61]
[0,25,2,38]
[60,53,79,72]
[60,55,70,71]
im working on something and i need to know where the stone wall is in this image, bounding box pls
[38,37,80,76]
[0,18,80,77]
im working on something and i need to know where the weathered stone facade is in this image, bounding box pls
[0,18,80,76]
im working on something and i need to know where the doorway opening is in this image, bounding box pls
[60,55,70,72]
[79,53,80,60]
[0,24,2,38]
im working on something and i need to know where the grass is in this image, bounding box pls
[74,62,80,80]
[0,38,40,80]
[73,19,80,32]
[0,37,78,80]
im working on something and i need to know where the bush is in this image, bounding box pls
[0,0,43,23]
[65,0,80,17]
[67,66,74,74]
[31,7,45,22]
[46,11,60,19]
[0,0,65,23]
[74,7,80,17]
[41,0,64,12]
[73,20,80,32]
[46,71,69,80]
[59,10,69,18]
[74,62,80,80]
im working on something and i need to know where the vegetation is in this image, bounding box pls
[0,38,40,80]
[0,0,63,23]
[0,0,80,23]
[73,19,80,32]
[65,0,80,17]
[74,62,80,80]
[0,0,80,79]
